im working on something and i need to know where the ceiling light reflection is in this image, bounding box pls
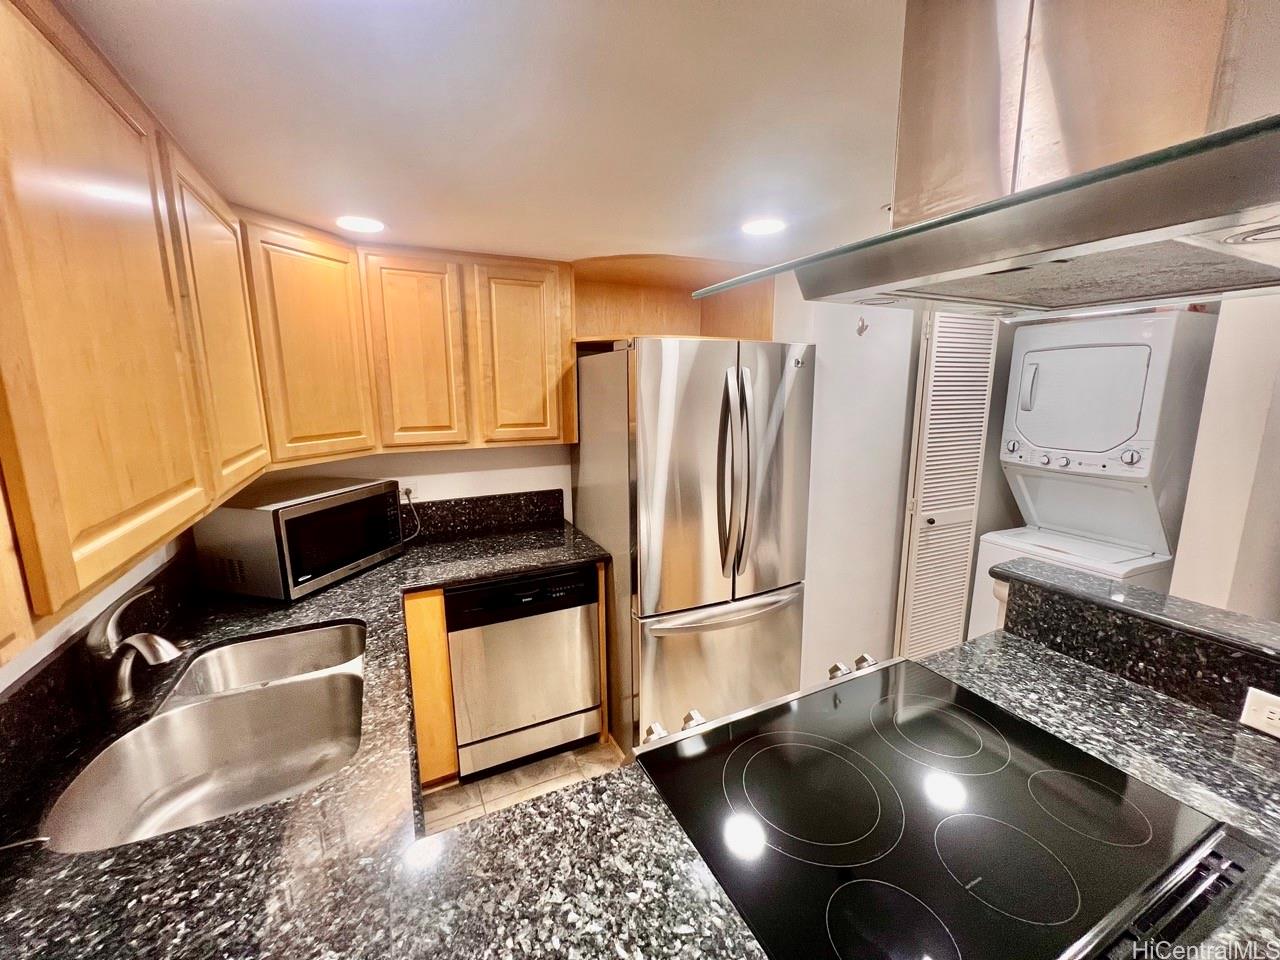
[723,813,766,861]
[923,771,966,811]
[402,835,446,871]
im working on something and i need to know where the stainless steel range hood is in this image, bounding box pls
[693,115,1280,318]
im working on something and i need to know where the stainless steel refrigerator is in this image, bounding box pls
[573,337,815,754]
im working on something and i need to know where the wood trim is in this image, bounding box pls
[404,589,459,785]
[0,480,34,668]
[596,560,609,744]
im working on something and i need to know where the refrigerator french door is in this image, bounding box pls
[575,336,815,750]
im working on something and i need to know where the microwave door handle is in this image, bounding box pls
[1019,362,1039,412]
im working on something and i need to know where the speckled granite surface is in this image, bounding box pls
[3,537,1278,957]
[0,521,608,960]
[994,558,1280,720]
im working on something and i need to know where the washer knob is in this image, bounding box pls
[1005,440,1020,453]
[1057,457,1071,467]
[1120,449,1142,465]
[828,662,852,680]
[1039,454,1051,465]
[854,654,879,671]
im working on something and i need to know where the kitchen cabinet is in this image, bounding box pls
[363,251,469,447]
[466,261,574,443]
[160,141,270,494]
[404,589,458,785]
[0,492,34,667]
[241,216,378,462]
[0,0,212,613]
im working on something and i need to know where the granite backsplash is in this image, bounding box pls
[994,557,1280,723]
[404,488,564,541]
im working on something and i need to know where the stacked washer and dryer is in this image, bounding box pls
[967,311,1217,639]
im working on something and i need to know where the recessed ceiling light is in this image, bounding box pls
[741,217,786,236]
[336,215,385,234]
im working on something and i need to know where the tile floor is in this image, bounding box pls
[423,740,626,834]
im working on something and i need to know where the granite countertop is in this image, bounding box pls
[3,532,1279,957]
[0,521,609,960]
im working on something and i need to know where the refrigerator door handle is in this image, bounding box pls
[734,365,755,575]
[645,583,804,636]
[717,367,744,577]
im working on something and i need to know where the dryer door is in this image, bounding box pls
[1014,344,1151,452]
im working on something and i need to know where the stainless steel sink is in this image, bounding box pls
[42,623,365,854]
[160,621,366,709]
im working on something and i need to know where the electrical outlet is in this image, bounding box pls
[1240,687,1280,739]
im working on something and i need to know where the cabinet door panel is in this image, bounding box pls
[243,222,376,461]
[365,252,468,446]
[467,263,563,442]
[0,1,210,611]
[404,589,458,785]
[163,144,269,492]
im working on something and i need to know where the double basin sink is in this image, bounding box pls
[41,622,367,854]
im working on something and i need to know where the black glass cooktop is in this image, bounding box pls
[638,660,1223,960]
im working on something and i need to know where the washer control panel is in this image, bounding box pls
[1001,437,1153,479]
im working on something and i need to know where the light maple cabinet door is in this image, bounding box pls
[465,262,566,443]
[161,142,270,494]
[0,1,212,613]
[242,219,377,462]
[364,252,469,447]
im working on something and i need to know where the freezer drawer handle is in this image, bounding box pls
[646,584,803,636]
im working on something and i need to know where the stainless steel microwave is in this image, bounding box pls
[193,476,404,600]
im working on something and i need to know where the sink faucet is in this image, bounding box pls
[85,585,182,708]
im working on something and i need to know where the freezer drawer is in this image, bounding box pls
[636,583,803,738]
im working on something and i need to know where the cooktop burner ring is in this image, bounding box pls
[721,731,905,868]
[742,743,880,846]
[826,879,963,960]
[894,705,984,758]
[1028,769,1155,848]
[871,693,1012,776]
[934,813,1083,927]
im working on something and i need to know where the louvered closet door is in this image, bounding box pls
[896,314,999,659]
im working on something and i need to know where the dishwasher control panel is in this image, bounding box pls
[444,563,599,631]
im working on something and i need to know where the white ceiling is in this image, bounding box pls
[66,0,906,264]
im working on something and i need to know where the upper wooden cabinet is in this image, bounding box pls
[160,141,270,493]
[364,251,469,447]
[241,217,377,462]
[0,0,211,613]
[466,262,572,443]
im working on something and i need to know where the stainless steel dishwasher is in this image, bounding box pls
[446,563,601,776]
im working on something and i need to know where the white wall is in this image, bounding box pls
[775,282,921,682]
[1171,294,1280,619]
[286,446,575,519]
